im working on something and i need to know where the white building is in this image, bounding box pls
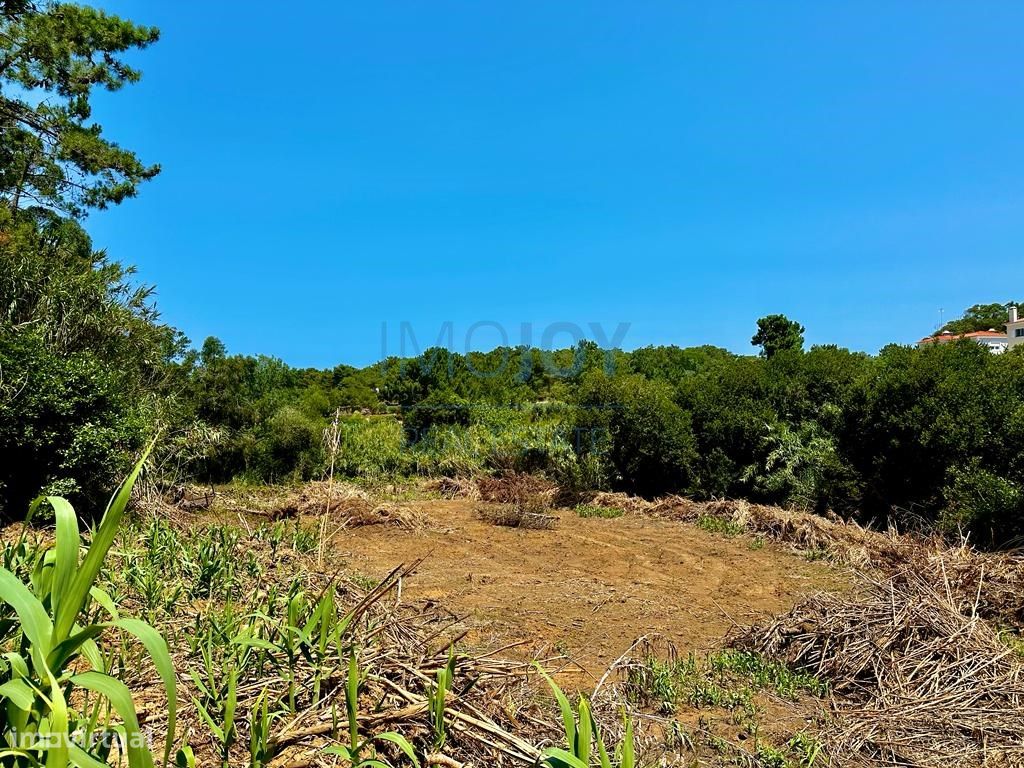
[1008,305,1024,350]
[918,305,1024,354]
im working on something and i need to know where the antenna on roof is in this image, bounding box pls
[937,307,944,331]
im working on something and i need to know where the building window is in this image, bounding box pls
[1017,328,1024,338]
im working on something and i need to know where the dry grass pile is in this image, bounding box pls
[589,492,909,568]
[733,565,1024,768]
[908,542,1024,627]
[587,491,654,517]
[475,473,559,530]
[352,501,427,529]
[424,476,481,501]
[599,491,1024,627]
[291,479,372,515]
[267,481,426,529]
[587,490,1024,630]
[477,502,558,530]
[425,473,559,506]
[475,472,558,506]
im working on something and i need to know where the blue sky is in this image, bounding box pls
[88,1,1024,368]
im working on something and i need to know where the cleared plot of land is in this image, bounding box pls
[331,499,843,678]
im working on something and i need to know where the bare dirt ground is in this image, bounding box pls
[330,499,844,680]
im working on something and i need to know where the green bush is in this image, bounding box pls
[741,421,856,512]
[0,331,146,515]
[846,342,1024,526]
[573,373,698,497]
[0,208,182,517]
[407,409,577,479]
[403,389,472,438]
[0,454,177,767]
[246,406,324,482]
[941,464,1023,545]
[336,416,409,478]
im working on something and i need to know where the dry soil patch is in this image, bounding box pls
[331,500,843,679]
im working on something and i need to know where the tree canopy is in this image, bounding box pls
[751,314,805,358]
[0,0,160,217]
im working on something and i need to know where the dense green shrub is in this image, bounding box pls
[403,389,472,438]
[937,460,1019,544]
[410,425,487,477]
[573,372,698,497]
[941,463,1023,545]
[336,416,409,478]
[409,419,576,479]
[0,331,146,512]
[246,406,324,482]
[0,209,182,515]
[844,342,1024,523]
[741,421,856,512]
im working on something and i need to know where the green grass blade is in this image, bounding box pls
[47,625,104,670]
[48,497,79,628]
[70,671,155,768]
[347,650,360,750]
[0,679,34,710]
[594,713,612,768]
[88,586,120,621]
[533,663,576,750]
[0,566,54,654]
[111,618,178,767]
[224,667,239,747]
[232,634,278,652]
[192,697,225,743]
[620,716,635,768]
[576,697,592,762]
[69,743,111,768]
[44,671,70,768]
[375,732,420,768]
[79,637,104,673]
[541,747,589,768]
[58,445,152,641]
[174,746,195,768]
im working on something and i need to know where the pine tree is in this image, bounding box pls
[0,1,159,217]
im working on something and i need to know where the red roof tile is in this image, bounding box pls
[918,330,1007,344]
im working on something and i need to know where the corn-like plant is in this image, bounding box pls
[306,584,352,704]
[248,688,281,768]
[427,649,457,751]
[324,651,419,768]
[123,554,183,623]
[278,582,307,712]
[290,523,318,555]
[188,527,239,599]
[0,452,177,767]
[189,620,271,767]
[190,660,239,768]
[535,665,635,768]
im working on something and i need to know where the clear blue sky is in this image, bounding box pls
[87,1,1024,368]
